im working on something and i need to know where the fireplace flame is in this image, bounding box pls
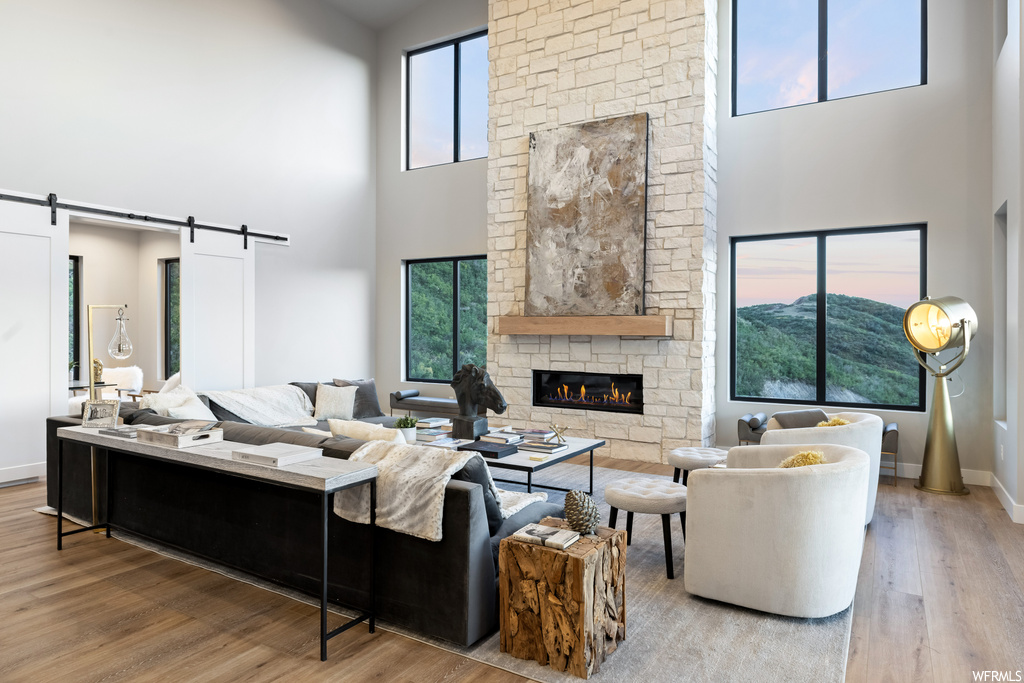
[543,382,634,407]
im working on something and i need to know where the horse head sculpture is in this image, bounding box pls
[450,364,507,418]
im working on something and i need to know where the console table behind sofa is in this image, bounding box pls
[45,412,561,646]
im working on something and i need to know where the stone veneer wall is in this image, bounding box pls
[486,0,718,461]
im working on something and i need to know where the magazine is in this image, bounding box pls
[511,523,580,550]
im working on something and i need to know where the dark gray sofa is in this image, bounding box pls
[46,391,561,645]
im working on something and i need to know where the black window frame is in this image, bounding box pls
[405,254,487,383]
[731,0,928,117]
[164,258,180,379]
[730,224,927,412]
[69,255,81,381]
[405,29,488,171]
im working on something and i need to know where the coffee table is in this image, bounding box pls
[485,437,605,495]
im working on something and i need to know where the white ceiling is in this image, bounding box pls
[325,0,429,29]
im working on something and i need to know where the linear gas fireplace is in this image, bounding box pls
[532,370,644,415]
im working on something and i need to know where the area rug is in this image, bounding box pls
[38,463,852,682]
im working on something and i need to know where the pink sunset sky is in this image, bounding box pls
[735,231,921,309]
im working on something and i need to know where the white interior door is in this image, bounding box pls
[0,198,69,484]
[179,228,255,391]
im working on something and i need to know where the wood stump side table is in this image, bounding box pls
[498,517,626,679]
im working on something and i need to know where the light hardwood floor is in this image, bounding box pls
[2,458,1022,682]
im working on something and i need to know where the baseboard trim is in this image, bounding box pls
[0,462,44,486]
[991,475,1024,524]
[894,463,992,487]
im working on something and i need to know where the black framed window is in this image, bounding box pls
[732,0,927,116]
[406,256,487,382]
[731,225,926,411]
[69,256,81,380]
[406,30,488,170]
[164,258,180,378]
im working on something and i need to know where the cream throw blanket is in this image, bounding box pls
[199,385,316,427]
[334,441,547,542]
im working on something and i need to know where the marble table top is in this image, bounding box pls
[57,426,377,493]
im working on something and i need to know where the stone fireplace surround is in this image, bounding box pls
[485,0,719,464]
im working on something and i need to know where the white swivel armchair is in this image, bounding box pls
[683,443,869,619]
[761,411,883,525]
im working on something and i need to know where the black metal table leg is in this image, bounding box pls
[527,471,532,493]
[105,449,111,538]
[320,491,329,662]
[57,438,63,550]
[369,480,376,634]
[589,449,594,494]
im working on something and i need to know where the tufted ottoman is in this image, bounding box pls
[668,446,728,485]
[605,478,687,579]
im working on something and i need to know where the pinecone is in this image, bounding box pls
[565,490,600,535]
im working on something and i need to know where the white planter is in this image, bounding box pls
[399,427,418,444]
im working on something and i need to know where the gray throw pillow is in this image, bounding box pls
[773,409,829,429]
[452,457,503,536]
[334,378,385,419]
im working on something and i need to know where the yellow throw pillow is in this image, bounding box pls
[778,451,827,468]
[816,417,850,427]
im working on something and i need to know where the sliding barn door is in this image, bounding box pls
[0,199,69,484]
[179,229,255,391]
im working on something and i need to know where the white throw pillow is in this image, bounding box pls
[166,396,218,421]
[159,372,182,394]
[314,384,357,421]
[140,385,196,416]
[301,427,333,438]
[327,419,406,444]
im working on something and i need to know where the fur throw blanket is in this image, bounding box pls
[199,385,316,427]
[334,441,546,542]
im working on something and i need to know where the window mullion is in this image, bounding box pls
[452,259,461,378]
[815,235,827,403]
[818,0,827,102]
[453,41,461,163]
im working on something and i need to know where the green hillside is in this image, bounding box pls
[735,293,920,406]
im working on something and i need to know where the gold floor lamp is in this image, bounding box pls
[85,304,132,524]
[903,296,977,495]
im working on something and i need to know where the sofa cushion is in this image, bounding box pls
[772,409,829,430]
[452,457,503,535]
[124,411,188,427]
[218,421,330,449]
[314,384,357,421]
[289,381,332,408]
[334,378,386,419]
[489,501,565,573]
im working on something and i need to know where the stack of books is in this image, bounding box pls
[416,428,451,442]
[231,443,322,467]
[480,430,523,446]
[518,440,568,458]
[511,523,580,550]
[416,417,452,430]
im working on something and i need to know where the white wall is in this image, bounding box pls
[0,0,377,388]
[137,230,182,387]
[374,0,489,405]
[715,0,997,479]
[992,0,1020,513]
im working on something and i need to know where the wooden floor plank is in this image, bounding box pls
[4,468,1024,683]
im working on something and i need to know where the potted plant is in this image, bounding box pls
[395,415,418,444]
[69,360,78,383]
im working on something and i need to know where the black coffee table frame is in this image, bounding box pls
[486,438,605,495]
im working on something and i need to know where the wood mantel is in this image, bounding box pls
[495,315,672,337]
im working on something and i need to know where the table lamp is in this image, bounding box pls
[903,296,977,495]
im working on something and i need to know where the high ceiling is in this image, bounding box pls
[324,0,429,29]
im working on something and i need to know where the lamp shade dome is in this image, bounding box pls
[903,296,977,353]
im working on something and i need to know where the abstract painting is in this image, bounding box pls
[525,113,648,316]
